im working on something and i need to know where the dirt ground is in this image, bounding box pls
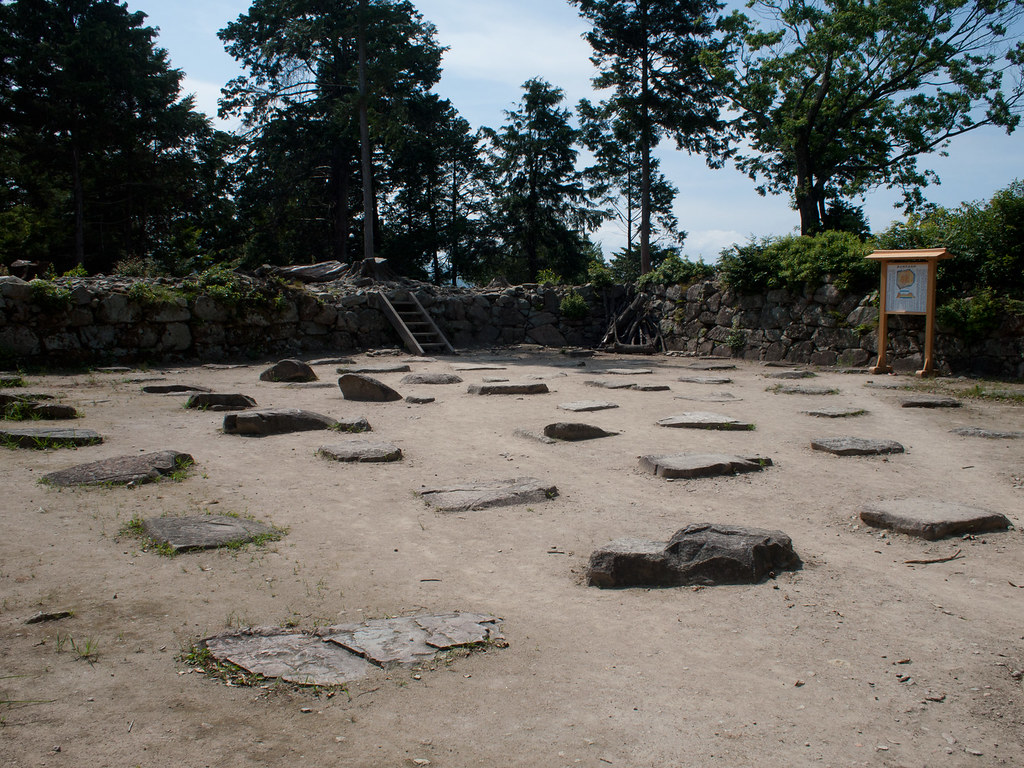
[1,348,1022,768]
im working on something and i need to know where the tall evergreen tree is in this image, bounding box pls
[218,0,445,268]
[0,0,226,272]
[569,0,727,274]
[482,78,606,284]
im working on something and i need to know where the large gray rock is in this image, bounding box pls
[223,408,338,435]
[656,412,753,430]
[1,427,102,448]
[260,359,318,383]
[542,422,617,441]
[810,436,904,456]
[400,372,463,385]
[420,477,558,511]
[860,498,1011,540]
[142,514,275,552]
[900,395,961,408]
[186,393,257,411]
[467,382,549,395]
[338,373,403,402]
[318,440,403,462]
[42,450,193,486]
[587,524,801,588]
[557,400,619,413]
[270,260,348,283]
[639,453,771,479]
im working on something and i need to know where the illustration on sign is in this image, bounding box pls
[885,263,928,313]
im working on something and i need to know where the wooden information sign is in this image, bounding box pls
[866,248,952,377]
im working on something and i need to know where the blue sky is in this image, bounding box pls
[127,0,1023,261]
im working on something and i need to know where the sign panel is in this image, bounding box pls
[885,262,928,314]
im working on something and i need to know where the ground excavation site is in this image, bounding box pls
[1,349,1022,767]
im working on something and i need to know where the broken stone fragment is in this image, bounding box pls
[259,359,318,382]
[41,450,193,486]
[542,422,617,441]
[810,437,904,456]
[185,393,257,411]
[656,412,753,430]
[467,382,549,395]
[223,408,338,436]
[587,523,800,588]
[1,427,102,448]
[859,498,1011,540]
[142,514,276,552]
[420,478,558,511]
[400,372,463,385]
[338,373,403,402]
[317,440,403,462]
[638,453,771,479]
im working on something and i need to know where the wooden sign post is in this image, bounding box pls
[866,248,952,377]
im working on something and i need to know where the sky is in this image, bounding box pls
[126,0,1024,262]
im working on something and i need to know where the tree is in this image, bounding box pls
[219,0,444,267]
[713,0,1024,235]
[570,0,727,274]
[0,0,227,272]
[481,78,606,284]
[578,97,684,265]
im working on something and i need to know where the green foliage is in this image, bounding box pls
[113,256,163,278]
[726,316,746,353]
[635,253,715,288]
[28,279,71,311]
[719,231,874,293]
[934,289,1023,342]
[876,180,1024,301]
[127,282,180,307]
[3,400,40,421]
[559,291,590,320]
[183,266,291,312]
[536,269,564,286]
[586,260,615,289]
[714,0,1024,234]
[61,264,87,278]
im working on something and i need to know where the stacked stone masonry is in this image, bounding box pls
[0,275,1019,377]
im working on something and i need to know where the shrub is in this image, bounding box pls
[113,256,163,277]
[536,268,563,286]
[719,231,874,293]
[586,260,614,289]
[559,290,590,320]
[635,253,715,288]
[28,279,72,311]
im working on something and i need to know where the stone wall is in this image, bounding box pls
[1,273,1020,377]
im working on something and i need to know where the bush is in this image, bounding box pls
[536,268,563,286]
[586,260,614,289]
[719,231,874,293]
[113,256,163,277]
[559,290,590,320]
[635,253,715,288]
[28,279,72,311]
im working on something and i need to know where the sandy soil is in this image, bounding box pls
[1,349,1022,768]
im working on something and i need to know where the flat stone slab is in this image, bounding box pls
[42,450,193,486]
[0,376,26,387]
[674,392,741,403]
[338,364,412,374]
[420,477,558,511]
[951,426,1023,439]
[901,395,961,408]
[454,364,507,371]
[186,393,257,411]
[141,514,275,551]
[588,524,800,588]
[635,383,671,392]
[605,368,653,375]
[338,374,403,402]
[860,498,1011,540]
[677,375,732,385]
[542,423,617,441]
[584,380,638,390]
[557,401,619,413]
[223,408,338,436]
[810,436,904,456]
[1,427,102,448]
[864,379,910,389]
[682,361,736,371]
[204,629,378,686]
[802,406,867,418]
[639,453,771,479]
[763,370,816,379]
[656,412,754,430]
[405,395,435,404]
[141,384,212,394]
[260,359,318,382]
[467,382,549,395]
[323,612,501,666]
[770,384,839,395]
[318,440,403,462]
[2,399,77,419]
[400,372,463,385]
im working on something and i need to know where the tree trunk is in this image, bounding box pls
[357,0,375,261]
[639,1,652,275]
[331,149,349,263]
[794,139,821,235]
[72,142,85,267]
